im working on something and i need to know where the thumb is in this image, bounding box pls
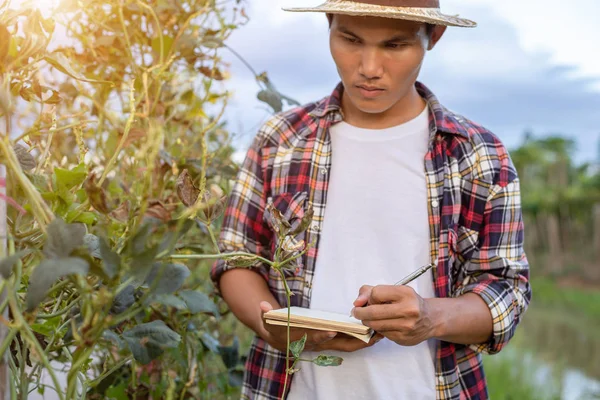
[259,301,274,316]
[354,285,373,307]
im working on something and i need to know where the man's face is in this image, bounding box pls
[329,15,442,115]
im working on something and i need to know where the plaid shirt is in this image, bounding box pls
[211,82,532,400]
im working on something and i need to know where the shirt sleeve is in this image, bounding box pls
[210,132,273,296]
[455,178,532,355]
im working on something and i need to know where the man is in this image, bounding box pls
[211,1,531,399]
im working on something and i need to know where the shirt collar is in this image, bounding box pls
[309,81,469,139]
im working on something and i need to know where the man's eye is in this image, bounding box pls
[386,43,404,49]
[344,37,358,44]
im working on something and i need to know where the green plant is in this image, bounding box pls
[0,0,339,398]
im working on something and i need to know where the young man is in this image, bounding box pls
[211,1,532,399]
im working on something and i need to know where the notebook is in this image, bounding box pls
[264,306,374,343]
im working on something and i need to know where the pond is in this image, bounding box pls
[485,301,600,400]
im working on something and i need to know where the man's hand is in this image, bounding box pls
[259,301,382,353]
[351,285,437,346]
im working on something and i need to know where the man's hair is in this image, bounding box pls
[326,13,436,38]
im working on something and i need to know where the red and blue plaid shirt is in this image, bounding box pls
[211,82,532,400]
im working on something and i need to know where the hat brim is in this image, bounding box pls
[282,1,477,28]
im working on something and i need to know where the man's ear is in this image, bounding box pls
[427,25,447,50]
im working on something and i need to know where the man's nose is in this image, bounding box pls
[358,48,383,80]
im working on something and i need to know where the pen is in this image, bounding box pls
[351,263,435,316]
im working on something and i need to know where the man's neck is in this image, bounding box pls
[340,85,427,130]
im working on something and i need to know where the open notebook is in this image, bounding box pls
[264,306,374,343]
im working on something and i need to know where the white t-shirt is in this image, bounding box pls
[287,105,437,400]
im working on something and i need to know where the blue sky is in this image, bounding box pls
[220,0,600,165]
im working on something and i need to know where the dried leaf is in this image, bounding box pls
[175,169,199,207]
[110,201,130,222]
[312,355,343,367]
[145,200,172,222]
[121,127,146,148]
[13,144,36,171]
[266,203,291,235]
[226,255,259,268]
[84,174,112,214]
[202,186,227,221]
[198,66,224,81]
[290,206,314,236]
[44,53,113,85]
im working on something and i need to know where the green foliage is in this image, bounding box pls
[0,1,317,397]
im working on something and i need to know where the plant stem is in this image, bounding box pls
[98,79,136,186]
[0,328,17,358]
[88,355,132,388]
[66,346,94,399]
[169,252,274,267]
[279,269,293,399]
[8,292,65,400]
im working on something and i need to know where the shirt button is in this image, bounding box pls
[437,376,444,384]
[432,200,439,208]
[320,168,327,175]
[312,223,320,231]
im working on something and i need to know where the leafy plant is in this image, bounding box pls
[0,0,337,398]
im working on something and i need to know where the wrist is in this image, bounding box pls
[424,298,447,340]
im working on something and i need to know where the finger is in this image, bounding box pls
[352,303,403,321]
[353,285,373,307]
[369,285,414,305]
[307,331,337,348]
[362,318,409,332]
[259,301,274,315]
[317,335,382,352]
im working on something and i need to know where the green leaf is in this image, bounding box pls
[178,290,219,317]
[201,37,223,49]
[102,330,124,350]
[151,35,174,59]
[312,354,343,367]
[228,369,244,387]
[26,257,89,311]
[218,337,239,369]
[129,246,159,285]
[84,234,101,258]
[30,315,63,337]
[144,263,190,295]
[54,163,87,190]
[69,211,97,225]
[150,294,187,310]
[98,236,119,279]
[0,250,31,279]
[13,144,36,171]
[0,24,9,62]
[110,285,135,314]
[43,217,86,259]
[290,333,307,358]
[122,320,181,364]
[257,89,282,113]
[127,223,153,255]
[200,332,220,353]
[44,53,113,85]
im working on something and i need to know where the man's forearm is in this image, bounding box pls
[426,293,493,345]
[219,269,281,339]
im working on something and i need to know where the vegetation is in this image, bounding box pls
[0,0,318,398]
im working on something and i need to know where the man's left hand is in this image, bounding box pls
[351,285,437,346]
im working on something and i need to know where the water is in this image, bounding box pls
[486,301,600,400]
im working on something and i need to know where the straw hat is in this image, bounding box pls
[282,0,477,28]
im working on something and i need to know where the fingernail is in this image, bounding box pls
[328,332,336,338]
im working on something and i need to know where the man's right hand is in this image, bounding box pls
[259,301,382,353]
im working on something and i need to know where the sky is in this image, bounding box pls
[220,0,600,165]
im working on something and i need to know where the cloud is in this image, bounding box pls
[219,1,600,164]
